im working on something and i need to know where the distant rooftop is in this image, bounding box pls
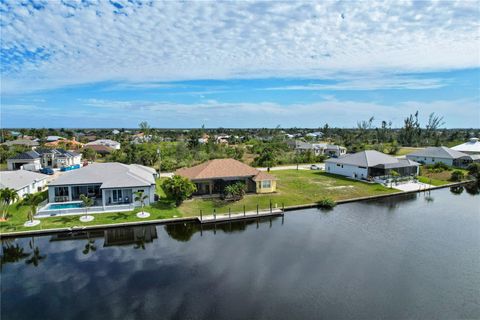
[407,146,469,159]
[452,138,480,153]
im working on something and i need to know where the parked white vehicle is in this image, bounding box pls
[310,164,321,170]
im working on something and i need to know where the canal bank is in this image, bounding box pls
[0,180,475,238]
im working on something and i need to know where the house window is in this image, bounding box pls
[55,186,69,197]
[261,180,271,188]
[336,164,341,167]
[358,166,367,169]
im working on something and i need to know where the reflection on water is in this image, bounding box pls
[1,188,479,320]
[2,217,282,266]
[465,180,480,195]
[450,181,480,196]
[364,191,419,209]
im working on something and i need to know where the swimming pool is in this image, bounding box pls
[47,202,83,210]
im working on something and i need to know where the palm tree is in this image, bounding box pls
[80,194,94,221]
[23,193,43,224]
[25,237,46,267]
[82,239,97,255]
[1,241,30,270]
[0,188,19,220]
[134,191,148,215]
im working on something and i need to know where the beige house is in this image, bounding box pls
[176,158,277,195]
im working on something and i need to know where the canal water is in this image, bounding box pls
[1,185,479,320]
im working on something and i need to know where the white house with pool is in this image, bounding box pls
[325,150,420,181]
[39,163,158,216]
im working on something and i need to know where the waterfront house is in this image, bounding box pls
[46,162,157,208]
[176,158,277,195]
[0,170,48,198]
[85,139,121,150]
[451,137,480,155]
[7,148,82,171]
[325,150,420,180]
[406,146,473,167]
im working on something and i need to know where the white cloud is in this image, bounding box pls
[19,97,472,129]
[263,75,449,91]
[1,1,479,93]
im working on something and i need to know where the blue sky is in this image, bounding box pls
[1,1,479,128]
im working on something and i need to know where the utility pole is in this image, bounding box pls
[157,148,161,177]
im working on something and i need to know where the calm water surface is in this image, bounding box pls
[1,186,480,320]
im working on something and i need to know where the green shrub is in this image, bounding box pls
[223,182,247,201]
[467,163,480,179]
[317,197,336,209]
[162,175,197,206]
[426,162,450,172]
[450,170,465,182]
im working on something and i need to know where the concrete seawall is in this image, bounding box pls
[1,180,474,238]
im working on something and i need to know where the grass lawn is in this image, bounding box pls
[418,167,469,186]
[395,147,424,156]
[0,200,181,234]
[0,179,181,234]
[1,171,421,234]
[179,170,398,216]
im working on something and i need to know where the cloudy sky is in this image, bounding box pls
[1,0,479,128]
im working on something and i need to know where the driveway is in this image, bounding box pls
[159,163,325,177]
[258,163,325,171]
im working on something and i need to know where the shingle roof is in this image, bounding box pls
[0,170,47,190]
[252,171,277,181]
[407,146,469,159]
[49,163,156,188]
[176,158,270,180]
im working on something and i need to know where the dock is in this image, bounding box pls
[198,208,284,224]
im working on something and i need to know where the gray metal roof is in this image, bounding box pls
[325,150,415,167]
[452,138,480,153]
[0,170,47,191]
[406,146,469,159]
[49,162,156,188]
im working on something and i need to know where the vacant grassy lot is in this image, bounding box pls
[418,167,469,186]
[179,170,398,216]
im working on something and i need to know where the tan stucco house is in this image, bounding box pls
[176,158,277,195]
